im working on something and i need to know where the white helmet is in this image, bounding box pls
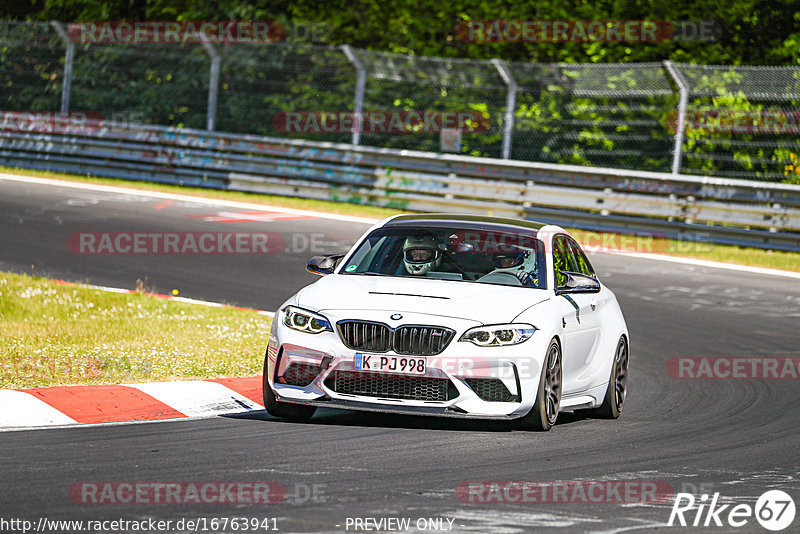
[403,235,442,275]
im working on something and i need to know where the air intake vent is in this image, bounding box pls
[464,378,519,402]
[280,362,322,387]
[337,321,454,356]
[394,326,455,356]
[337,321,393,352]
[324,370,458,401]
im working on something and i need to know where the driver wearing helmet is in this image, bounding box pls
[491,244,537,286]
[403,235,442,275]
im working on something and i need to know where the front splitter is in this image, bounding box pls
[275,393,521,420]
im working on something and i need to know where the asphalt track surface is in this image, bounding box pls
[1,176,799,533]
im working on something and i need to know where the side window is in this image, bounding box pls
[552,236,571,287]
[566,238,595,277]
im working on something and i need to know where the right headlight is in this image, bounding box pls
[459,323,536,347]
[282,306,332,334]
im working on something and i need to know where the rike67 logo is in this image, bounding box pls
[668,490,795,531]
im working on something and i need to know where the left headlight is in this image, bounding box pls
[459,323,536,346]
[282,306,332,334]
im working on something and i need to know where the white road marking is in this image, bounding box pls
[0,172,379,224]
[0,390,77,427]
[605,250,800,279]
[194,210,312,222]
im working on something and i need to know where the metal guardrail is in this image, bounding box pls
[2,120,800,251]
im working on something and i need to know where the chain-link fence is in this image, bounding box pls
[676,64,800,181]
[507,62,678,171]
[0,21,64,112]
[2,21,799,182]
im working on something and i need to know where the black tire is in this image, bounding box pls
[262,356,317,421]
[587,336,628,419]
[517,339,562,431]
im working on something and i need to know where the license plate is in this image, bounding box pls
[354,353,426,375]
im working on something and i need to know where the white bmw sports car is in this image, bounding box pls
[263,214,629,430]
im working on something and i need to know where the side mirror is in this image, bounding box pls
[307,254,344,276]
[556,271,600,295]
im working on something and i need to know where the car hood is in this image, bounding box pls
[296,274,549,324]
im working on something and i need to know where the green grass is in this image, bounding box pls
[2,166,798,272]
[0,271,270,389]
[650,239,800,271]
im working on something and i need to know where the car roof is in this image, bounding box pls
[384,213,548,231]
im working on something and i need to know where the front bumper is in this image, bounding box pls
[266,310,552,419]
[274,397,518,420]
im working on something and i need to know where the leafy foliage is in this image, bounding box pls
[9,0,799,66]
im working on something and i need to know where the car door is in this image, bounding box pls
[553,235,602,394]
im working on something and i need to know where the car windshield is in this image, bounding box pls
[340,225,547,289]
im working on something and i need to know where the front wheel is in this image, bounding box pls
[517,339,562,431]
[587,336,628,419]
[262,357,317,421]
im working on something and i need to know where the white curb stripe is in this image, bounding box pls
[0,390,77,427]
[127,381,264,418]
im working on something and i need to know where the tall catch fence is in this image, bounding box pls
[1,21,799,182]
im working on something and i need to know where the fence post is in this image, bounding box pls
[341,45,366,146]
[491,59,517,160]
[49,21,74,114]
[200,40,220,132]
[664,60,689,175]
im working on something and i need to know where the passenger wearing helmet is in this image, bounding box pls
[403,235,442,275]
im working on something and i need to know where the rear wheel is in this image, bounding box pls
[587,336,628,419]
[262,356,317,421]
[517,339,562,431]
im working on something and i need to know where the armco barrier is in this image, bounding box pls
[1,120,799,251]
